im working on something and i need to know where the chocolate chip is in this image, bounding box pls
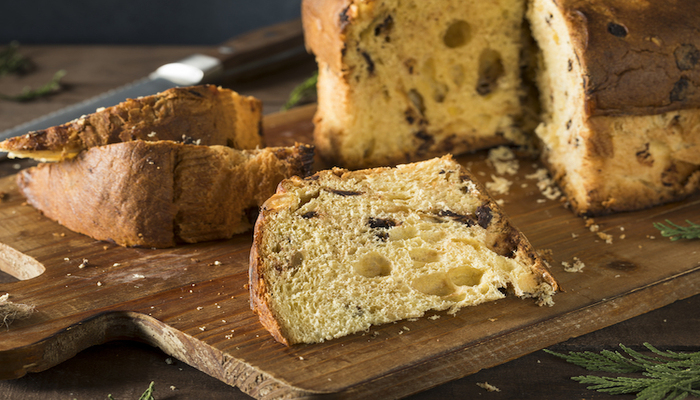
[476,205,493,229]
[670,77,691,103]
[339,7,350,24]
[374,15,394,37]
[607,22,628,38]
[368,217,397,229]
[675,44,700,71]
[437,210,476,226]
[301,211,318,219]
[635,143,653,166]
[361,51,375,74]
[328,188,362,196]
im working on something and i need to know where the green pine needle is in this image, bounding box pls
[282,70,317,111]
[653,220,700,241]
[0,41,33,76]
[545,343,700,400]
[107,381,155,400]
[0,69,66,102]
[0,42,66,102]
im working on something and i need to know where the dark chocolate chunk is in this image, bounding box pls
[368,217,397,229]
[475,205,493,229]
[328,188,363,196]
[374,15,394,37]
[675,44,700,71]
[607,22,628,38]
[301,211,318,219]
[438,210,475,226]
[670,77,691,103]
[361,51,375,75]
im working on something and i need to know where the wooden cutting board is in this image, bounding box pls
[1,104,699,399]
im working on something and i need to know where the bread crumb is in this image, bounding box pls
[199,326,206,331]
[588,224,599,232]
[597,232,613,244]
[299,356,305,361]
[170,386,177,391]
[477,382,501,392]
[525,168,561,200]
[148,131,157,138]
[213,261,222,266]
[563,257,585,273]
[165,357,174,365]
[571,232,578,238]
[78,258,89,269]
[96,281,103,286]
[620,234,626,239]
[487,146,519,175]
[196,306,204,310]
[486,175,512,195]
[428,315,441,320]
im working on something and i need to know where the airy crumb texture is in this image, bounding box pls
[303,0,530,169]
[250,156,558,345]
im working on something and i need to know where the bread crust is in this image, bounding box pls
[18,142,314,248]
[555,0,700,117]
[0,85,263,161]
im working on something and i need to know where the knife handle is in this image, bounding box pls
[207,18,309,77]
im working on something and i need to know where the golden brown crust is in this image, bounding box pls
[302,0,354,73]
[556,0,700,117]
[18,141,314,248]
[0,85,263,160]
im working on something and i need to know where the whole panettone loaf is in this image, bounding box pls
[0,85,263,161]
[17,141,314,248]
[249,156,558,345]
[528,0,700,215]
[302,0,531,169]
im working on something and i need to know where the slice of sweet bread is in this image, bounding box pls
[302,0,531,169]
[249,155,557,345]
[0,85,263,161]
[17,141,314,248]
[527,0,700,215]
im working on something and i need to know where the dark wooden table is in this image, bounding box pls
[0,43,698,400]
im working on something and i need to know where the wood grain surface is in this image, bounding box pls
[1,103,699,399]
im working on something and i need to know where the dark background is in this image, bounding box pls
[1,0,302,45]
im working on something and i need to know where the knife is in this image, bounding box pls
[0,18,308,159]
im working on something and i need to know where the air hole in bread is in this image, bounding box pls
[447,266,484,287]
[412,272,456,296]
[409,247,440,263]
[476,49,505,96]
[354,252,392,278]
[443,20,472,48]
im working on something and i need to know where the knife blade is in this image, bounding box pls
[0,18,308,159]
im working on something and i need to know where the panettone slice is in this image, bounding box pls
[0,85,263,161]
[249,155,558,345]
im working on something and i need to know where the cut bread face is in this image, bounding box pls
[0,85,263,162]
[17,141,314,248]
[303,0,531,169]
[250,156,557,345]
[527,0,700,215]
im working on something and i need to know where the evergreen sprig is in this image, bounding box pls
[0,42,66,102]
[653,220,700,241]
[282,70,317,110]
[545,343,700,399]
[107,381,155,400]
